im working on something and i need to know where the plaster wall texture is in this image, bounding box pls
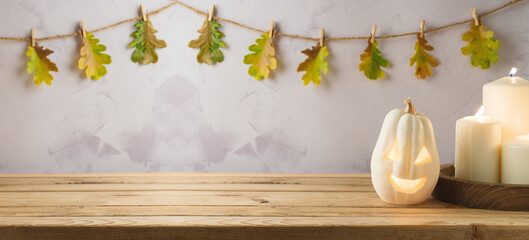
[0,0,528,173]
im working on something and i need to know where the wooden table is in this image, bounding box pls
[0,173,528,240]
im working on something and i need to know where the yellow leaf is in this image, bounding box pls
[410,34,439,80]
[297,44,329,86]
[461,22,500,69]
[359,40,389,80]
[243,32,277,80]
[79,31,112,80]
[26,44,58,86]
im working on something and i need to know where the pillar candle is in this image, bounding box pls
[455,106,501,183]
[483,68,529,142]
[501,135,529,184]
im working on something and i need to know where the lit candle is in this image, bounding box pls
[501,134,529,184]
[455,106,501,183]
[483,68,529,142]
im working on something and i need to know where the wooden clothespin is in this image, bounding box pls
[269,20,274,38]
[370,24,377,43]
[140,3,147,21]
[320,28,324,46]
[208,4,215,21]
[471,8,479,26]
[420,20,425,38]
[30,28,35,47]
[80,20,86,38]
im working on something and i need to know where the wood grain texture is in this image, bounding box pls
[0,172,528,239]
[432,164,529,211]
[0,175,372,185]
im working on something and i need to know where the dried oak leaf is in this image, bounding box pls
[243,32,277,80]
[79,31,112,80]
[359,39,389,80]
[410,33,439,79]
[461,22,500,69]
[26,44,58,86]
[296,44,329,86]
[129,17,167,65]
[188,17,226,65]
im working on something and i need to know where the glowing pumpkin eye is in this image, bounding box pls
[383,141,400,161]
[414,147,432,165]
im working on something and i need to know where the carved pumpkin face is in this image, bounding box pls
[371,99,440,205]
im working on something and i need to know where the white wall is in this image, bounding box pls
[0,0,528,173]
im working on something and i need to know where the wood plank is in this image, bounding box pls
[0,175,371,186]
[1,216,529,227]
[0,173,369,178]
[0,225,472,240]
[0,191,451,208]
[1,173,528,239]
[3,217,529,240]
[7,205,525,218]
[0,183,373,192]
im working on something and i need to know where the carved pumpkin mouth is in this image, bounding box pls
[387,172,427,194]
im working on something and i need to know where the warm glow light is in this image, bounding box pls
[387,173,427,194]
[475,105,485,119]
[383,141,400,161]
[414,147,432,165]
[510,67,517,77]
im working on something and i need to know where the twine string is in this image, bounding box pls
[0,0,523,43]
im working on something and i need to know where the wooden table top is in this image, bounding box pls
[0,173,528,240]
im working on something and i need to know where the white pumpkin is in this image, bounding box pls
[371,98,440,205]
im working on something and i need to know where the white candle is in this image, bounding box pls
[501,135,529,184]
[455,106,501,183]
[483,68,529,142]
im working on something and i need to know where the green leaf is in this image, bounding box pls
[129,18,167,65]
[78,31,112,80]
[26,44,58,86]
[188,17,226,65]
[461,23,500,69]
[243,32,277,80]
[359,40,389,80]
[410,34,439,79]
[296,44,329,86]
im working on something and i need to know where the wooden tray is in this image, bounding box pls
[432,164,529,211]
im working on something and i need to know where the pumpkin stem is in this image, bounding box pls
[404,98,417,115]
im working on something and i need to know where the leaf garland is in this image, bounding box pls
[461,22,500,69]
[359,39,389,80]
[26,43,58,86]
[243,32,277,80]
[79,31,112,80]
[410,33,439,80]
[129,17,167,65]
[188,17,226,65]
[16,8,511,86]
[296,43,329,86]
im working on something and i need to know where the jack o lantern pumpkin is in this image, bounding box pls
[371,98,440,205]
